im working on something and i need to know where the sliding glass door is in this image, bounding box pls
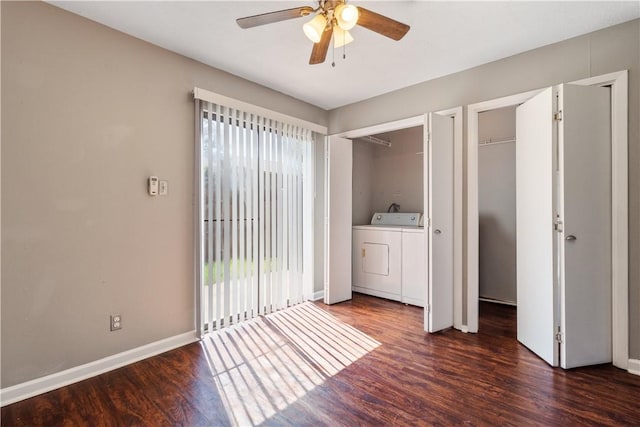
[196,100,314,334]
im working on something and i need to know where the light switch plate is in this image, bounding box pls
[159,180,168,195]
[148,176,159,196]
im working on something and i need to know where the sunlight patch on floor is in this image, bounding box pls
[202,302,380,426]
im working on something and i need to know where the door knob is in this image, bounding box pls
[434,229,442,234]
[565,235,577,241]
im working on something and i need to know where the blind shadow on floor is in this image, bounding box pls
[201,302,381,426]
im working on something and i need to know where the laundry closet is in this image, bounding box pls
[478,106,517,306]
[350,126,426,307]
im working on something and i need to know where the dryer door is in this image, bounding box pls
[363,243,389,276]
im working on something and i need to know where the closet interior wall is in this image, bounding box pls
[478,106,517,305]
[352,126,424,226]
[352,140,375,225]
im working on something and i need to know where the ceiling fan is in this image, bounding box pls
[236,0,410,65]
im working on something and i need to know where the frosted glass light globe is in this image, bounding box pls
[335,4,359,30]
[303,14,327,43]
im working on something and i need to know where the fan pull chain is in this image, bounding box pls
[332,42,335,67]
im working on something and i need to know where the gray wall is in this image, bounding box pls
[352,140,375,225]
[351,126,424,226]
[371,127,424,215]
[328,19,640,358]
[478,107,516,304]
[1,1,328,388]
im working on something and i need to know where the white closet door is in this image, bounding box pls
[324,136,353,304]
[516,87,559,367]
[559,84,611,368]
[426,113,454,332]
[402,230,426,307]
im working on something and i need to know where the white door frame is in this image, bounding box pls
[466,70,628,370]
[332,107,463,330]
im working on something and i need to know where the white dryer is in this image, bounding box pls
[352,213,425,305]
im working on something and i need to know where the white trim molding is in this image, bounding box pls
[333,115,424,140]
[479,297,517,307]
[628,359,640,376]
[193,87,328,135]
[312,290,325,301]
[1,331,197,407]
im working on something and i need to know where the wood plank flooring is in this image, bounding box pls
[3,293,639,426]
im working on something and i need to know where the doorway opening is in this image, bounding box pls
[466,71,629,370]
[325,107,463,333]
[477,106,517,309]
[351,126,425,306]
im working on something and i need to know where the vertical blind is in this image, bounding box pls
[195,96,315,334]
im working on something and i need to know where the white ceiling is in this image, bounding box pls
[49,1,639,110]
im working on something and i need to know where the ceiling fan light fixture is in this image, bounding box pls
[303,13,327,43]
[335,3,359,30]
[236,3,410,65]
[333,26,354,48]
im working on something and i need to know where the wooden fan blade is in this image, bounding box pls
[309,27,333,64]
[237,6,314,29]
[356,7,410,41]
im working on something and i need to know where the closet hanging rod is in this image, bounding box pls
[360,135,392,147]
[479,137,516,146]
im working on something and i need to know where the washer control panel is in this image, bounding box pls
[370,212,422,227]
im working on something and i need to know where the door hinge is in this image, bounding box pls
[555,329,563,344]
[554,111,563,121]
[427,304,431,314]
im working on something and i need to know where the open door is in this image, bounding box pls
[426,113,454,332]
[516,87,559,366]
[324,136,353,304]
[516,84,612,368]
[559,84,611,369]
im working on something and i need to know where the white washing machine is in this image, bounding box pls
[352,213,425,306]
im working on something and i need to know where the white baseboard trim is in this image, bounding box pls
[351,286,400,302]
[479,297,517,307]
[312,290,324,301]
[1,330,197,407]
[628,359,640,376]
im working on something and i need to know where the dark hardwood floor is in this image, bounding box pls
[3,293,639,426]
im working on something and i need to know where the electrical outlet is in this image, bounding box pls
[110,314,122,331]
